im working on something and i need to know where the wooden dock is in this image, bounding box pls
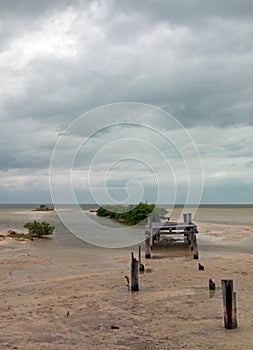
[145,213,199,259]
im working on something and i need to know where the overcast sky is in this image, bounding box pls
[1,0,253,204]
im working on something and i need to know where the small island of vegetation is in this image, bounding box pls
[23,220,55,238]
[6,220,55,241]
[96,202,166,225]
[32,204,54,212]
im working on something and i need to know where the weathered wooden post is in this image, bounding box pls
[198,263,204,270]
[189,232,194,250]
[139,245,145,272]
[221,279,237,329]
[149,217,153,250]
[183,213,187,223]
[209,278,216,290]
[145,217,153,258]
[188,213,192,224]
[131,252,139,291]
[192,233,199,259]
[209,279,216,298]
[184,231,191,245]
[145,228,151,259]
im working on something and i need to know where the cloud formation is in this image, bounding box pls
[0,0,253,203]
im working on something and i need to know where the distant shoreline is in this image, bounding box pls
[0,203,253,209]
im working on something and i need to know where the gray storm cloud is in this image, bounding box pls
[0,0,252,203]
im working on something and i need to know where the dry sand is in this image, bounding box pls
[1,223,253,349]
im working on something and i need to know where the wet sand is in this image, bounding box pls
[1,221,253,349]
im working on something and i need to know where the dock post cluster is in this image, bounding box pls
[145,213,198,259]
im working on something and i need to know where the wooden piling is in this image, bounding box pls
[145,217,153,258]
[192,234,199,259]
[145,229,151,259]
[221,279,237,329]
[184,232,191,245]
[131,252,139,291]
[189,232,194,250]
[149,217,153,250]
[209,278,216,290]
[139,245,145,272]
[198,263,204,271]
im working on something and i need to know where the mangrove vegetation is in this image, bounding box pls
[96,202,166,225]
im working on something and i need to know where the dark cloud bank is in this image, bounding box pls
[0,0,253,203]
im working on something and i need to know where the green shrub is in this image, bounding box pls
[96,202,158,225]
[23,220,55,238]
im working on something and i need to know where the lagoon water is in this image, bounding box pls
[0,204,144,249]
[1,204,253,250]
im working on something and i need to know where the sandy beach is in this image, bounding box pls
[1,216,253,349]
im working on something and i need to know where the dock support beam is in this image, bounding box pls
[145,217,153,259]
[139,245,145,272]
[221,279,237,329]
[131,252,139,291]
[145,229,151,259]
[183,213,192,224]
[189,232,194,250]
[192,233,199,259]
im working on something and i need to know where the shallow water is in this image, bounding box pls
[1,205,253,252]
[166,206,253,226]
[0,205,144,249]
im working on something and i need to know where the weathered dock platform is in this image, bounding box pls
[145,213,199,259]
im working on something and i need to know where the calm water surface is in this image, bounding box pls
[0,205,253,250]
